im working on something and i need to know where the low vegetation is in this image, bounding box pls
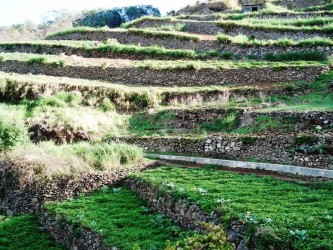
[0,215,64,250]
[127,28,199,41]
[217,19,333,34]
[217,34,333,47]
[1,141,144,180]
[44,187,193,249]
[264,51,327,61]
[46,27,200,41]
[132,166,333,250]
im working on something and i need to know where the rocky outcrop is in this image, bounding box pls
[29,122,90,144]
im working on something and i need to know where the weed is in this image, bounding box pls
[26,57,47,65]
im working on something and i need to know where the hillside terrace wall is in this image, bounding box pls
[221,26,330,41]
[48,30,217,51]
[133,20,330,40]
[112,133,333,169]
[0,164,152,215]
[44,33,333,59]
[0,60,327,86]
[126,178,247,248]
[164,109,333,130]
[177,12,333,21]
[280,0,331,9]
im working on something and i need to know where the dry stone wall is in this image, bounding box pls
[113,133,333,169]
[177,12,333,21]
[280,0,331,9]
[43,33,333,59]
[133,19,330,40]
[126,178,247,248]
[0,61,327,86]
[162,109,333,130]
[220,26,330,41]
[40,210,110,250]
[0,163,152,215]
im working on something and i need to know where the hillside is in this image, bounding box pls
[0,0,333,249]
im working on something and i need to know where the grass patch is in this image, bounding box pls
[45,26,110,39]
[1,141,144,180]
[127,28,199,41]
[132,167,333,250]
[46,26,199,41]
[217,19,333,34]
[26,57,47,65]
[0,215,64,250]
[217,34,333,47]
[129,110,176,136]
[264,51,327,61]
[202,112,240,132]
[44,187,192,249]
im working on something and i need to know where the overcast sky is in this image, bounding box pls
[0,0,198,26]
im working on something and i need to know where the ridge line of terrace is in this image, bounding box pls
[146,154,333,179]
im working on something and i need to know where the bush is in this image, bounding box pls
[99,98,116,111]
[73,5,160,28]
[202,112,240,132]
[166,223,234,250]
[264,51,326,62]
[50,60,66,67]
[0,118,28,151]
[26,57,47,65]
[0,55,4,62]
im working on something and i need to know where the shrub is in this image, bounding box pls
[295,134,319,145]
[50,60,66,67]
[0,118,28,151]
[166,223,234,250]
[73,5,160,28]
[26,57,47,65]
[99,98,116,111]
[0,55,4,62]
[202,112,240,132]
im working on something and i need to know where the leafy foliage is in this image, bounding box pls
[0,215,63,250]
[73,5,160,28]
[45,187,191,249]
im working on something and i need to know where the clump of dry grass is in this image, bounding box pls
[0,141,144,182]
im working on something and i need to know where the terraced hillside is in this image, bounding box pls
[1,0,333,249]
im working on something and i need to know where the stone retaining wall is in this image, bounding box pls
[0,163,151,215]
[280,0,331,9]
[48,30,217,51]
[112,133,333,169]
[39,210,110,250]
[177,12,333,21]
[133,19,330,40]
[0,60,327,86]
[220,25,329,41]
[162,109,333,130]
[126,178,248,248]
[44,32,333,58]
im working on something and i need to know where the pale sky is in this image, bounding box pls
[0,0,198,26]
